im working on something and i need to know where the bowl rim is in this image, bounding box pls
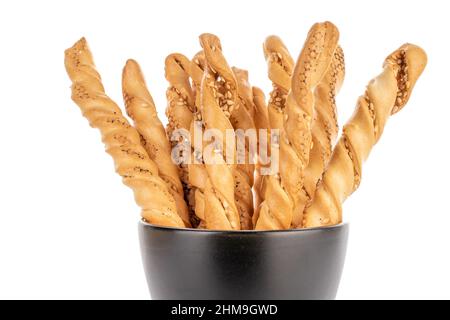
[139,219,348,234]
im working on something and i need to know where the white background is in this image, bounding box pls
[0,0,449,299]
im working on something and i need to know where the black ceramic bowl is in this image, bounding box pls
[139,221,349,300]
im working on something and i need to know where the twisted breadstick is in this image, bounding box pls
[165,53,196,140]
[232,68,256,184]
[293,46,345,227]
[190,51,205,117]
[263,35,294,132]
[252,87,270,148]
[303,44,427,227]
[254,36,293,229]
[164,53,198,226]
[255,22,340,230]
[233,67,256,117]
[122,59,190,227]
[65,38,185,228]
[231,67,256,230]
[251,86,270,224]
[199,33,241,230]
[188,51,208,226]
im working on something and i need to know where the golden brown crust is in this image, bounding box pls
[255,22,340,230]
[251,86,270,224]
[232,67,257,185]
[233,68,256,117]
[122,59,191,227]
[188,51,208,226]
[65,38,185,228]
[165,53,195,137]
[199,33,241,230]
[231,67,256,230]
[164,53,198,226]
[303,44,427,228]
[252,87,270,135]
[263,35,294,132]
[293,45,345,227]
[190,51,206,117]
[255,35,294,230]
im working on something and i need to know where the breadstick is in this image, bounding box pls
[164,53,198,226]
[293,46,345,227]
[262,36,346,227]
[251,86,270,224]
[303,44,427,227]
[254,35,293,229]
[165,53,196,139]
[231,67,256,230]
[65,38,185,228]
[252,87,270,136]
[122,59,191,227]
[255,22,340,230]
[188,51,208,226]
[233,67,256,118]
[263,35,294,132]
[232,67,256,184]
[199,33,241,230]
[190,51,205,116]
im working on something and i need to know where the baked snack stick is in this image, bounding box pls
[252,87,270,150]
[65,38,184,228]
[263,35,294,132]
[233,67,256,118]
[164,53,198,226]
[251,86,270,224]
[232,67,256,184]
[190,51,205,117]
[303,44,427,228]
[231,67,256,229]
[165,53,196,143]
[122,59,191,227]
[281,22,339,228]
[199,33,241,230]
[255,22,340,230]
[293,45,345,227]
[253,36,293,229]
[188,51,208,226]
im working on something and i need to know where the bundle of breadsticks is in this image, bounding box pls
[65,21,427,230]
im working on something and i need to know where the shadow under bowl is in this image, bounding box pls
[139,221,349,300]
